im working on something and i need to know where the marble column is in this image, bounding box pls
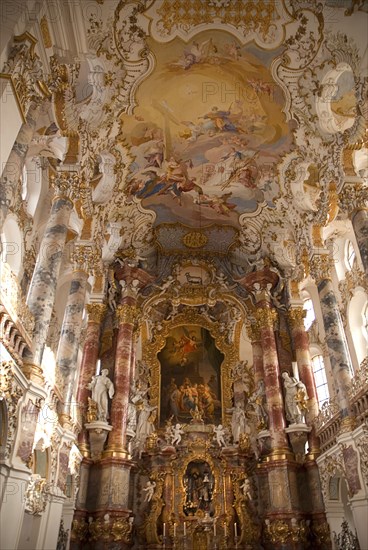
[288,306,320,453]
[105,298,139,455]
[57,244,97,424]
[352,209,368,275]
[339,182,368,275]
[25,171,80,373]
[76,303,107,454]
[247,324,264,386]
[0,99,42,230]
[310,253,353,419]
[92,266,152,539]
[255,306,289,453]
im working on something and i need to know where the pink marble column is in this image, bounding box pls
[76,303,107,454]
[255,306,289,452]
[247,324,264,385]
[288,307,320,453]
[105,296,138,455]
[105,264,153,456]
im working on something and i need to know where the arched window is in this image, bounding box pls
[364,302,368,343]
[311,354,329,407]
[303,298,315,331]
[346,240,356,271]
[21,165,28,200]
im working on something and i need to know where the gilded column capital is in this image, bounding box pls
[309,253,333,283]
[116,303,139,326]
[339,182,368,215]
[86,303,107,323]
[246,323,261,342]
[51,171,81,202]
[288,307,306,329]
[254,307,278,329]
[2,33,50,118]
[72,244,100,273]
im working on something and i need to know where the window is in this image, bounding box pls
[311,355,329,407]
[21,165,28,200]
[303,299,315,331]
[346,240,356,271]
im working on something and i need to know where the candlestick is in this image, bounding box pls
[214,522,216,537]
[163,523,166,537]
[183,522,186,537]
[234,522,238,538]
[174,523,177,537]
[224,523,227,538]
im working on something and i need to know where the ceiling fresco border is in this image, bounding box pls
[143,0,292,50]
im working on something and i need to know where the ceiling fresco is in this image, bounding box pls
[21,0,366,273]
[122,31,294,228]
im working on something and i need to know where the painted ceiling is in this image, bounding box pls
[33,0,368,277]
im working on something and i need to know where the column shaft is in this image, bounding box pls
[57,269,89,419]
[352,209,368,275]
[255,307,289,452]
[26,194,74,366]
[105,300,138,454]
[247,325,264,381]
[76,304,107,452]
[317,278,352,416]
[0,99,42,230]
[289,307,320,452]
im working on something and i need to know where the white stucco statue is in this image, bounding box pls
[88,369,115,422]
[135,398,157,448]
[282,372,308,424]
[213,424,227,447]
[240,477,252,500]
[143,480,156,502]
[171,423,185,445]
[228,403,246,444]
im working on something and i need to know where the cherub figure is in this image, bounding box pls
[143,480,156,502]
[171,423,185,445]
[213,424,227,447]
[240,477,252,500]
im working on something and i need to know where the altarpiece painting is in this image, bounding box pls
[158,325,224,426]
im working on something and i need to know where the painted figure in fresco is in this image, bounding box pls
[200,106,238,133]
[169,382,181,420]
[282,372,308,424]
[88,370,114,422]
[200,384,216,420]
[195,192,237,217]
